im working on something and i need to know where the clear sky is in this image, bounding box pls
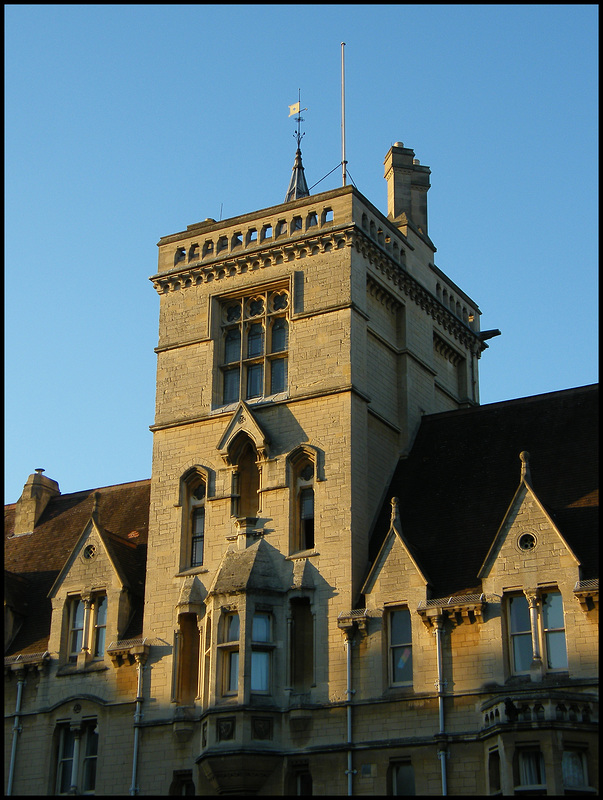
[5,4,598,503]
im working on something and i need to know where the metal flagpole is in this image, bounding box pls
[341,42,347,186]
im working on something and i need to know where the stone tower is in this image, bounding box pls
[141,141,487,792]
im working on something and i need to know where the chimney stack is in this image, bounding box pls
[384,142,431,234]
[13,469,60,535]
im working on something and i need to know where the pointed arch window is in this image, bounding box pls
[219,288,289,405]
[233,438,260,519]
[181,469,209,569]
[290,453,316,553]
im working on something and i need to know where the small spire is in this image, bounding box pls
[285,148,309,202]
[285,89,309,203]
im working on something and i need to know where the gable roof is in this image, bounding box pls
[367,385,598,597]
[4,479,150,656]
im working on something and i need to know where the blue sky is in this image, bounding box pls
[5,4,598,503]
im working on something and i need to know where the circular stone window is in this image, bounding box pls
[517,533,537,552]
[83,544,97,560]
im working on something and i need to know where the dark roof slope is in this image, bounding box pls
[368,385,598,597]
[4,479,150,656]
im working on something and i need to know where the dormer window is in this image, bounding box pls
[67,593,107,663]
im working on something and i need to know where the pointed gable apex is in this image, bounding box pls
[478,457,580,580]
[217,401,270,463]
[362,498,430,595]
[48,501,131,599]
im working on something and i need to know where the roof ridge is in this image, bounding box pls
[423,384,598,422]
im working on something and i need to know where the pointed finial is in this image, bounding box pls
[519,451,531,483]
[93,491,101,514]
[390,496,400,527]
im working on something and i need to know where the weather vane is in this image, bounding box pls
[288,89,308,151]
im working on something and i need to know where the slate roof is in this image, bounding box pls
[367,385,599,598]
[4,479,150,656]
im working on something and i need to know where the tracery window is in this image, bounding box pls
[220,288,289,405]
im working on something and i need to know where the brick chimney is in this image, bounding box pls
[384,142,431,234]
[13,469,60,535]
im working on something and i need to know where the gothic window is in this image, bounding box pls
[389,608,413,686]
[389,760,416,795]
[234,438,260,519]
[291,458,315,553]
[250,612,273,693]
[181,470,208,569]
[290,597,314,692]
[220,612,240,696]
[55,720,98,795]
[508,590,567,675]
[219,288,289,405]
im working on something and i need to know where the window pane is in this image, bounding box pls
[226,614,239,642]
[223,368,240,403]
[518,751,544,786]
[546,630,568,669]
[94,627,106,658]
[224,328,241,363]
[513,632,533,672]
[228,651,239,692]
[391,609,411,644]
[271,318,288,352]
[247,323,264,358]
[193,507,205,536]
[562,751,586,787]
[392,644,413,683]
[59,759,73,794]
[300,488,314,519]
[251,650,270,691]
[542,592,564,630]
[252,613,271,642]
[96,596,107,626]
[509,595,530,632]
[393,763,416,795]
[82,757,97,793]
[246,364,263,398]
[191,535,204,567]
[270,358,287,394]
